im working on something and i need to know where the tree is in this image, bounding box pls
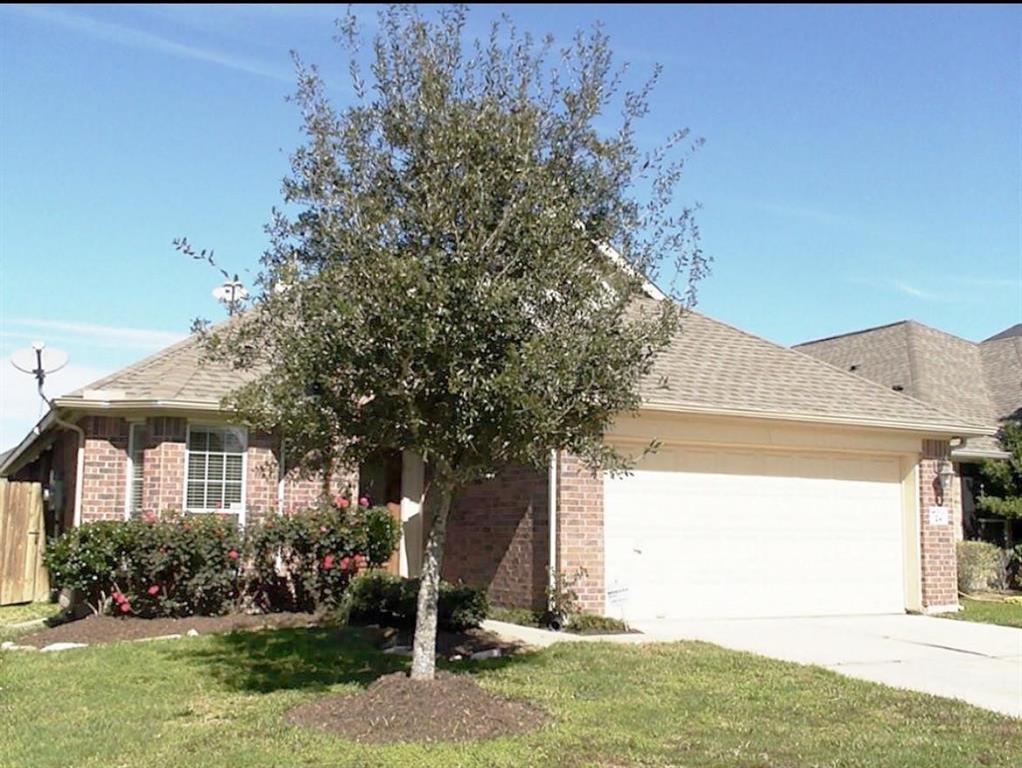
[200,5,707,680]
[977,422,1022,520]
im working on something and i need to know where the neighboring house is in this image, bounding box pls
[1,304,992,621]
[796,321,1020,547]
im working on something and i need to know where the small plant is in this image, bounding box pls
[567,613,630,634]
[957,541,1009,593]
[544,567,587,629]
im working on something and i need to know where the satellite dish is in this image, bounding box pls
[11,342,68,379]
[211,276,248,316]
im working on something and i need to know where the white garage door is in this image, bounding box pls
[604,446,906,620]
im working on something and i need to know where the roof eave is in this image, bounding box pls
[639,400,996,438]
[951,447,1010,462]
[53,397,224,412]
[0,410,60,477]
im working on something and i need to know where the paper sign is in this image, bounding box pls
[606,586,629,605]
[928,506,950,526]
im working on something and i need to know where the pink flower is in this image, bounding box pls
[323,554,335,570]
[119,602,132,614]
[228,549,239,561]
[358,496,369,508]
[147,585,160,596]
[112,591,125,603]
[354,554,367,571]
[335,496,350,509]
[339,556,351,572]
[142,512,158,524]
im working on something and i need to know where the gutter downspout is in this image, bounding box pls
[548,450,558,611]
[52,413,85,529]
[277,437,286,513]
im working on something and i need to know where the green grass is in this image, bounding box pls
[1,626,1019,768]
[0,601,60,642]
[941,597,1022,629]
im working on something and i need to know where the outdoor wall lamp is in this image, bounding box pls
[936,458,954,504]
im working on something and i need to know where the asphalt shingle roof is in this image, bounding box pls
[796,320,1017,455]
[60,308,986,435]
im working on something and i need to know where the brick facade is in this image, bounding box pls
[919,439,962,612]
[555,453,605,614]
[443,465,550,610]
[73,415,345,526]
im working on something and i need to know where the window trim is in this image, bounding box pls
[182,423,248,526]
[123,421,145,520]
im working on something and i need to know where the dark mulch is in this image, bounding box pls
[380,626,526,658]
[284,671,548,744]
[17,612,318,648]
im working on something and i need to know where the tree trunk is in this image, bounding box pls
[409,482,453,680]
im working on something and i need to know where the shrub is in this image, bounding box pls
[44,521,136,613]
[44,514,241,617]
[245,501,400,612]
[342,572,489,631]
[44,499,401,618]
[957,541,1009,593]
[567,613,630,634]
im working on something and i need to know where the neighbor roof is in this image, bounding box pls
[796,320,1018,457]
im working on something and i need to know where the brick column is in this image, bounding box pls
[555,453,605,614]
[919,440,960,613]
[79,416,128,523]
[144,417,187,514]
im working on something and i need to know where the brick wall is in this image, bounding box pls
[80,416,129,521]
[919,439,961,612]
[443,465,550,610]
[73,415,348,525]
[555,453,605,614]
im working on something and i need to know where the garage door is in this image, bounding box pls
[603,445,906,620]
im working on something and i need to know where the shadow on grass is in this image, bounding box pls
[173,625,535,694]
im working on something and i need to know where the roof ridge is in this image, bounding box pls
[689,310,972,427]
[794,320,910,348]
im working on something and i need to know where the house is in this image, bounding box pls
[795,321,1019,547]
[1,306,992,621]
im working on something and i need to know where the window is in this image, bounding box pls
[124,422,145,519]
[185,425,246,514]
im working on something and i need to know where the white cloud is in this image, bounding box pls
[7,5,292,82]
[3,319,186,349]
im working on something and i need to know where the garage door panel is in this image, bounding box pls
[604,448,906,620]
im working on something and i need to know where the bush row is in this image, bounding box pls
[44,499,401,617]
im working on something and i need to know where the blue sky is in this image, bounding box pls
[1,4,1019,449]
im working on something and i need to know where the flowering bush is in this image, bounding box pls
[44,499,400,618]
[44,513,242,617]
[245,498,400,612]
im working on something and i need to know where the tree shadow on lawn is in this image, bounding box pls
[172,625,533,694]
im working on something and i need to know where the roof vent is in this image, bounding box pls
[892,384,904,392]
[849,364,859,372]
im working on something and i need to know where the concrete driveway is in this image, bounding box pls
[632,614,1022,717]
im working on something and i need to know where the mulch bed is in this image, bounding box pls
[284,671,548,744]
[381,626,526,659]
[16,612,318,648]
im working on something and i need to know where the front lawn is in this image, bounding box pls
[1,626,1019,767]
[941,596,1022,629]
[0,602,59,642]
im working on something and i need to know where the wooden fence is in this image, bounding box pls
[0,479,50,605]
